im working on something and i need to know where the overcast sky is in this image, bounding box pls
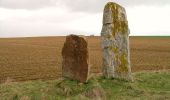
[0,0,170,37]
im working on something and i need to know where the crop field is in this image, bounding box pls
[0,36,170,83]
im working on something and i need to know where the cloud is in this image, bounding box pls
[1,5,170,37]
[0,7,102,37]
[1,0,170,12]
[57,0,170,12]
[127,6,170,36]
[0,0,57,9]
[0,0,170,37]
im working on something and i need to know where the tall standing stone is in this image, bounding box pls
[101,2,132,80]
[62,35,89,83]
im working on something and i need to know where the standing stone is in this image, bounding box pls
[101,2,132,80]
[62,35,89,82]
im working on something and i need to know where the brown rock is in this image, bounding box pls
[62,35,89,82]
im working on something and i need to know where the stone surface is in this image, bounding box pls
[62,35,89,82]
[101,2,132,80]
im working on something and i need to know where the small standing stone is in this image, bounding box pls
[101,2,132,80]
[62,35,89,82]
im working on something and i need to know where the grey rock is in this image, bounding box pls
[101,2,132,80]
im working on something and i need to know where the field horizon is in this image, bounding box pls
[1,36,170,39]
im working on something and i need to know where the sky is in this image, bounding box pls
[0,0,170,37]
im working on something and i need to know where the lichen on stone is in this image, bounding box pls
[116,52,128,73]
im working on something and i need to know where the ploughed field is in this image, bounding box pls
[0,36,170,83]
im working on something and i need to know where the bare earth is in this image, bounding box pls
[0,36,170,83]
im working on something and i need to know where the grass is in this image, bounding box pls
[0,71,170,100]
[0,36,170,83]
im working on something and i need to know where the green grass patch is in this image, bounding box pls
[0,71,170,100]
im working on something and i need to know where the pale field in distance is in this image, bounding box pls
[0,36,170,83]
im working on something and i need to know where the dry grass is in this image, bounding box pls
[0,36,170,83]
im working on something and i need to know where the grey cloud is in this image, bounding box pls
[0,0,57,9]
[0,0,170,12]
[58,0,170,12]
